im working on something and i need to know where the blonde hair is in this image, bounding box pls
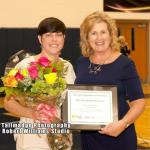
[118,36,128,47]
[80,11,119,57]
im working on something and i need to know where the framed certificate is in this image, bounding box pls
[62,84,118,130]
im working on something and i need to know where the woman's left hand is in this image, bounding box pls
[99,120,127,137]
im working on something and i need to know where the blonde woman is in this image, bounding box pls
[75,11,145,150]
[118,35,131,56]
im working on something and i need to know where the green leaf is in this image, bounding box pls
[0,87,5,92]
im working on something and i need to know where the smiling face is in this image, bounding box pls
[88,21,112,54]
[38,32,65,57]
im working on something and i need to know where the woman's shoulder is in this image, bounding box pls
[60,58,72,66]
[117,54,134,65]
[15,56,35,69]
[59,58,75,71]
[116,55,136,71]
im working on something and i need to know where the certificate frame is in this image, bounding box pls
[62,84,118,130]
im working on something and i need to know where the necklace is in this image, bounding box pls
[88,52,112,75]
[88,63,103,74]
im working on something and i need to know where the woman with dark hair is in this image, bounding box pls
[4,17,75,150]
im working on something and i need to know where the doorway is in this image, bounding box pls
[117,20,149,82]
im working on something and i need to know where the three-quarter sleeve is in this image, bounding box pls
[122,60,144,101]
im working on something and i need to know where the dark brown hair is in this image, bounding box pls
[37,17,66,36]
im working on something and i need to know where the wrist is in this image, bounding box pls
[121,118,130,129]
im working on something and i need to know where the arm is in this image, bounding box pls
[4,95,54,122]
[99,60,145,137]
[4,95,34,118]
[99,98,145,137]
[121,98,145,127]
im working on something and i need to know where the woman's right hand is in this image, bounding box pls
[99,120,127,137]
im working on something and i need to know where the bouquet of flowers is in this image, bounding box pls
[0,56,71,150]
